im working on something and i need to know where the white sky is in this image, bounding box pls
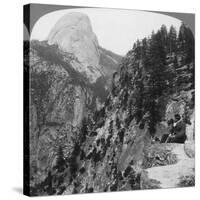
[31,8,181,55]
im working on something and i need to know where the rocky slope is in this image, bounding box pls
[27,12,122,194]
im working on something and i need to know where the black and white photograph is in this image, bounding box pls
[23,4,195,197]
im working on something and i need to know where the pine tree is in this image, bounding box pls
[143,30,169,135]
[134,40,142,60]
[141,37,148,62]
[80,117,88,143]
[160,24,168,52]
[115,24,194,136]
[168,25,177,54]
[69,142,80,180]
[56,146,66,173]
[149,30,168,94]
[134,79,144,124]
[178,23,194,63]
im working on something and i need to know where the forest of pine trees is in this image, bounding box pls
[119,23,194,135]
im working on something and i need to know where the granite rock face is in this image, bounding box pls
[48,12,101,83]
[29,40,94,180]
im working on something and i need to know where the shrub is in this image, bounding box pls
[178,175,195,187]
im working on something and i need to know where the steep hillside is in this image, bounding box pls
[59,23,194,194]
[26,13,122,196]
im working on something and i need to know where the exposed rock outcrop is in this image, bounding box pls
[29,40,94,180]
[48,12,101,83]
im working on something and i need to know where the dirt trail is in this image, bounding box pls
[141,143,195,189]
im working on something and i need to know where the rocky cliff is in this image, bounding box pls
[27,13,122,195]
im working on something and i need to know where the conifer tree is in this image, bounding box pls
[160,24,168,52]
[80,117,88,143]
[168,25,177,54]
[143,30,169,135]
[178,23,194,63]
[56,146,66,173]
